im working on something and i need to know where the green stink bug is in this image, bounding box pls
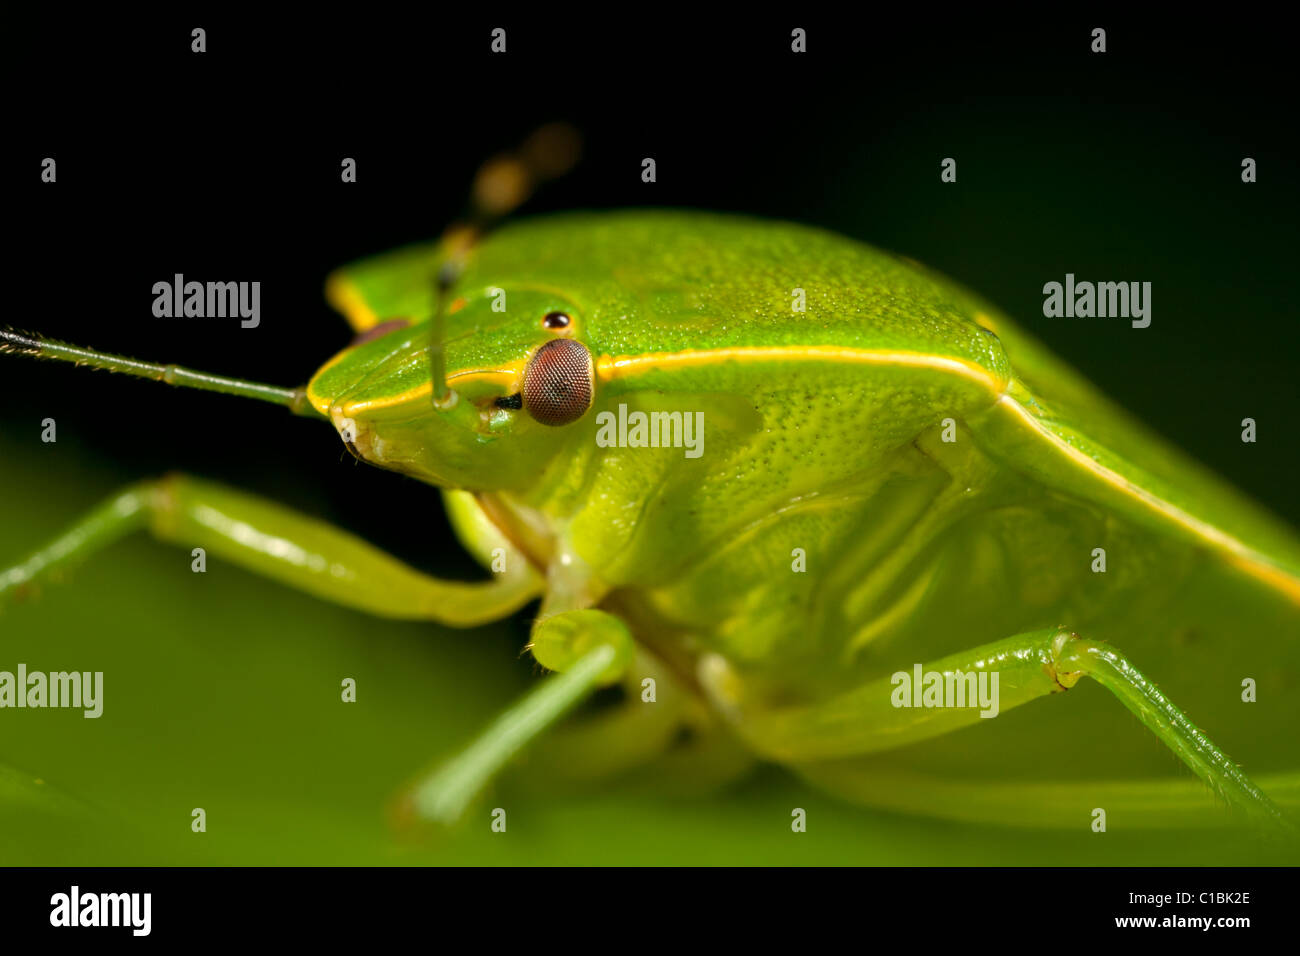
[3,152,1299,847]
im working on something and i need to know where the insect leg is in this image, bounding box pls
[710,626,1288,827]
[523,647,756,793]
[0,474,542,625]
[403,608,634,825]
[793,765,1300,830]
[521,650,689,782]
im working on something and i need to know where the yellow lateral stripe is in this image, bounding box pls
[309,367,522,416]
[324,274,380,332]
[338,369,519,414]
[314,345,1005,415]
[596,345,1006,391]
[997,395,1300,603]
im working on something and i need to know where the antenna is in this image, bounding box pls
[428,123,582,408]
[1,326,316,415]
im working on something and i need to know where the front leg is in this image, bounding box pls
[0,474,542,625]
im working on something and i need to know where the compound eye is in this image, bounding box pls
[522,338,594,426]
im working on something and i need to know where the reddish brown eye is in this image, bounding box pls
[542,311,571,330]
[522,338,594,426]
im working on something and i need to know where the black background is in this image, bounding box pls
[8,10,1298,581]
[3,864,1290,940]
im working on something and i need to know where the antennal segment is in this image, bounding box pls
[428,123,583,409]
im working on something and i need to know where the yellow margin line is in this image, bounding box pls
[995,396,1300,603]
[324,274,380,333]
[594,346,1006,391]
[311,344,1003,416]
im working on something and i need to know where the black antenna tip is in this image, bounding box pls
[436,261,461,291]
